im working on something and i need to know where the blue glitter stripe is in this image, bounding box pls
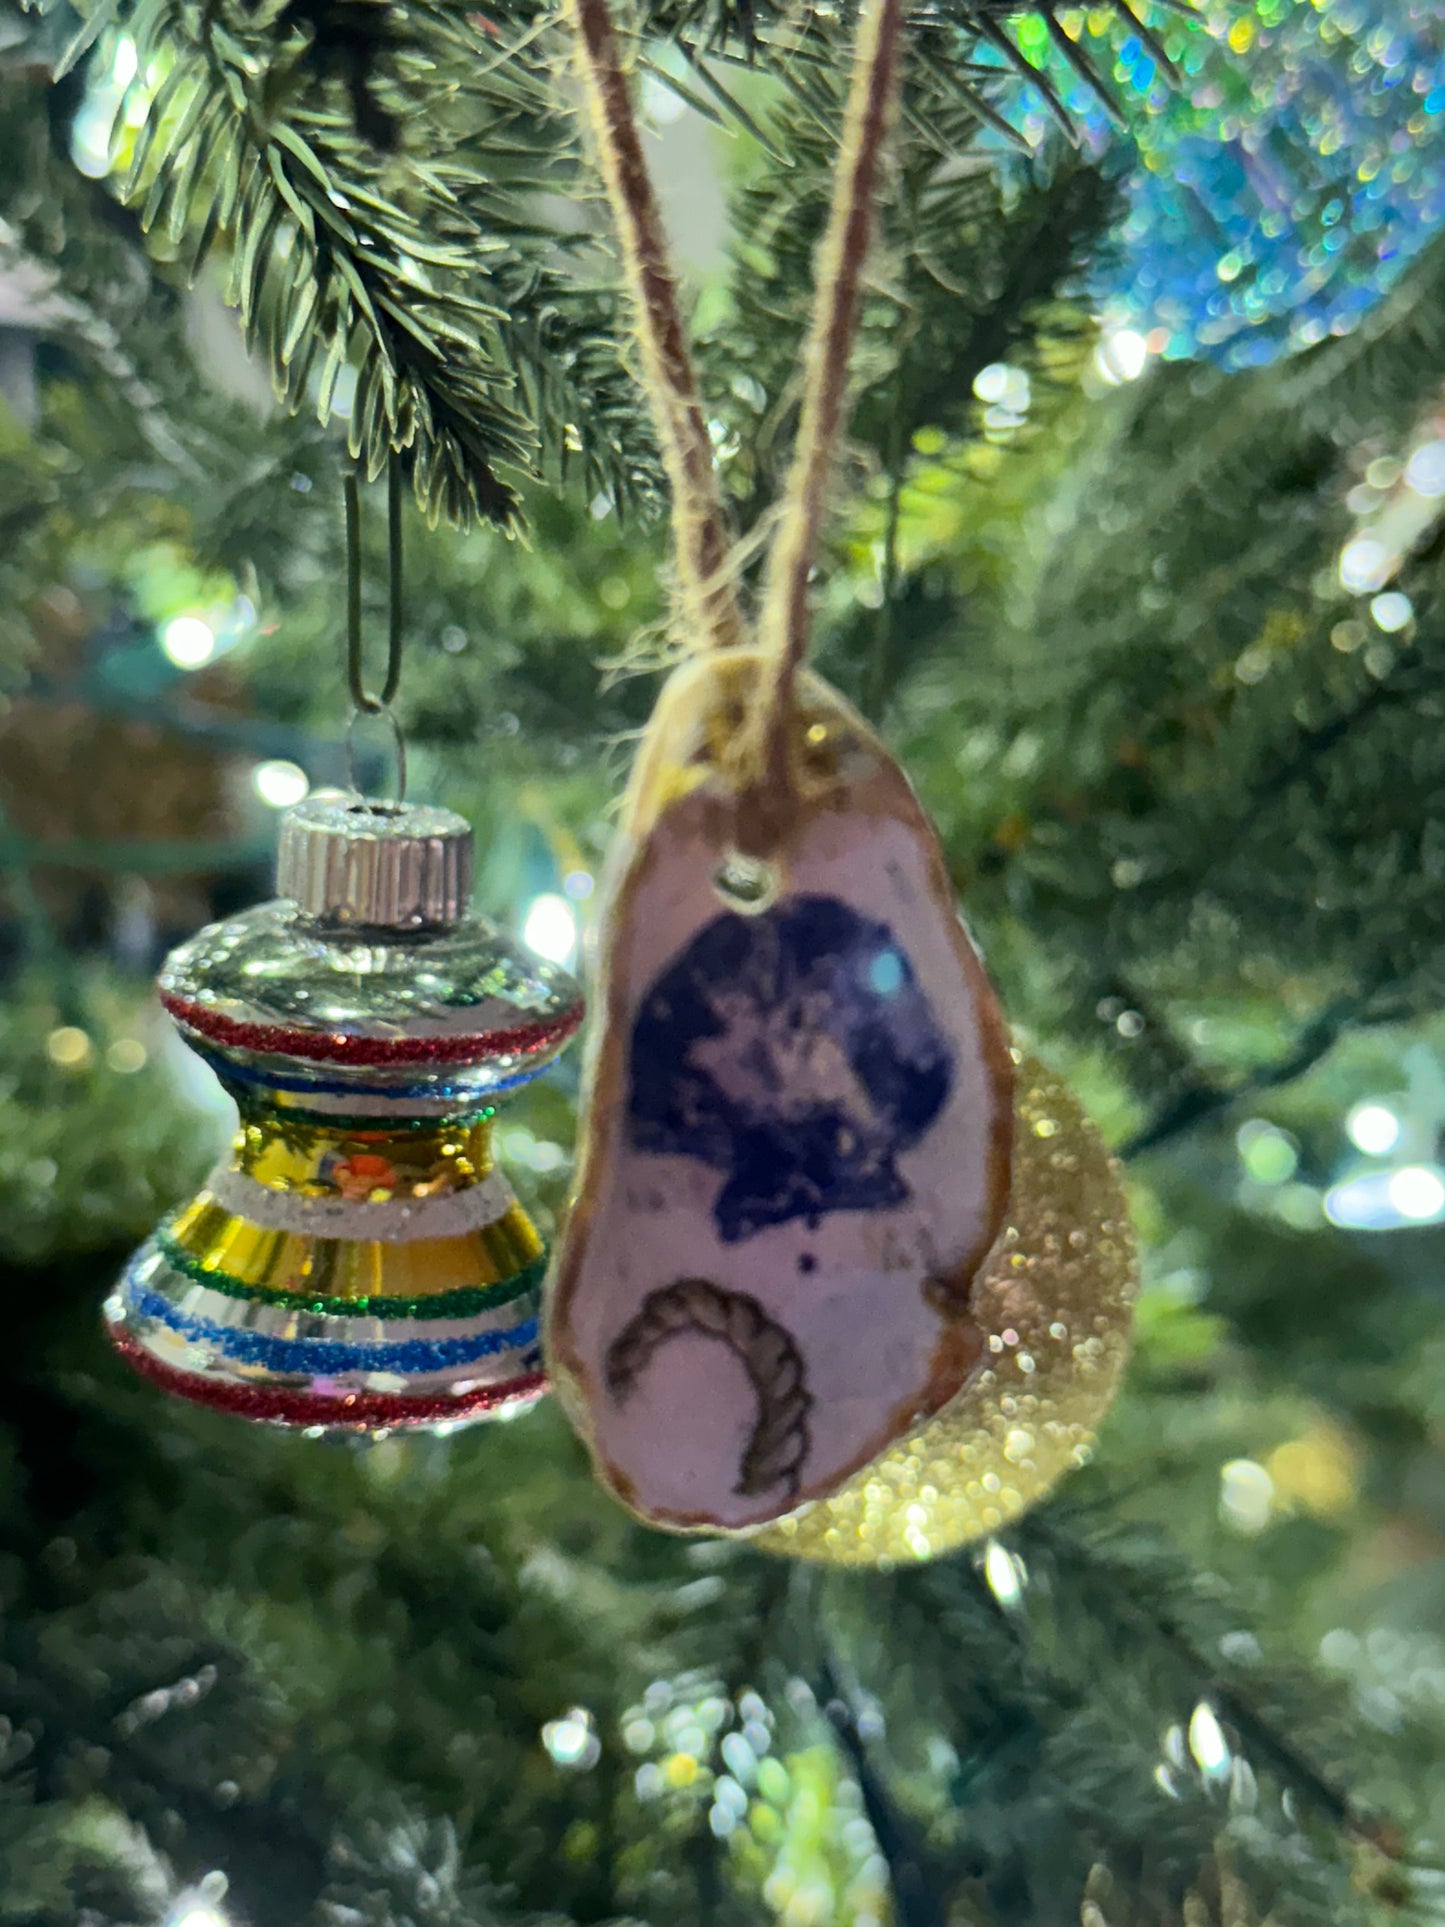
[189,1039,543,1104]
[125,1280,539,1376]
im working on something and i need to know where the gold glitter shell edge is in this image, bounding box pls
[750,1053,1139,1567]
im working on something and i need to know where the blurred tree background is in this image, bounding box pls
[3,0,1445,1920]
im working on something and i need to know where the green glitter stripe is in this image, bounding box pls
[237,1103,498,1134]
[154,1231,546,1322]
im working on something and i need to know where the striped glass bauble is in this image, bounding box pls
[105,796,583,1434]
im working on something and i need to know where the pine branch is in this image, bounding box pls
[50,0,1195,539]
[701,29,1114,546]
[1111,666,1437,1160]
[76,0,659,526]
[1020,1514,1404,1858]
[640,0,1188,137]
[818,1650,950,1927]
[810,1537,1379,1925]
[846,223,1445,1139]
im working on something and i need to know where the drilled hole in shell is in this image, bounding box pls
[800,716,835,771]
[713,852,779,914]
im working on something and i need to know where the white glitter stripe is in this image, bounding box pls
[266,1092,478,1119]
[203,1164,516,1241]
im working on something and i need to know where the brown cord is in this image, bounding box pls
[738,0,907,848]
[568,0,748,654]
[569,0,908,852]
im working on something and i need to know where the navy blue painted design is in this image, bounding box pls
[628,895,954,1242]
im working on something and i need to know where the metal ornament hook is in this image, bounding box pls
[343,455,407,803]
[345,705,408,809]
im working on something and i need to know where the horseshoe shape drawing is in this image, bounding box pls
[605,1278,814,1497]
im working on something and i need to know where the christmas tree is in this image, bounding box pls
[2,0,1444,1919]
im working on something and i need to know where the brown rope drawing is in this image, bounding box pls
[605,1277,814,1496]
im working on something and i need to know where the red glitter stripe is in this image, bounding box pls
[110,1329,550,1429]
[159,990,583,1068]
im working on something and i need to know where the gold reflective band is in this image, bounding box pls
[231,1113,495,1201]
[167,1195,543,1301]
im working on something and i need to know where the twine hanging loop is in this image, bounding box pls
[567,0,908,855]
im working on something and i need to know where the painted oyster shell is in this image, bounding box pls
[547,652,1013,1529]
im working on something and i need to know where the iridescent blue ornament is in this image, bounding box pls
[996,0,1445,368]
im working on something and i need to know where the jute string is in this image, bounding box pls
[567,0,906,850]
[743,0,905,840]
[568,0,747,656]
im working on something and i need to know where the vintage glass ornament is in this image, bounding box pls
[547,653,1015,1531]
[756,1055,1137,1565]
[106,796,583,1432]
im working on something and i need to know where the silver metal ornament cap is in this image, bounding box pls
[276,795,474,930]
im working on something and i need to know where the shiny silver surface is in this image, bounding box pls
[276,796,473,930]
[160,899,582,1052]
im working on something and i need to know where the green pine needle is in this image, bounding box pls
[89,0,662,527]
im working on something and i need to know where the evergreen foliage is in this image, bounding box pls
[0,0,1443,1922]
[58,0,659,525]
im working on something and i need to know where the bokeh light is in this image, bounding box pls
[1220,1458,1275,1536]
[1346,1101,1401,1156]
[1326,1163,1445,1229]
[1337,536,1391,595]
[160,613,217,670]
[1236,1119,1299,1186]
[1404,440,1445,498]
[542,1705,601,1769]
[46,1025,94,1070]
[1369,591,1413,634]
[251,760,310,809]
[522,892,578,966]
[1387,1164,1445,1224]
[1094,327,1150,385]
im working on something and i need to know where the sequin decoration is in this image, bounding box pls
[996,0,1445,368]
[754,1056,1137,1566]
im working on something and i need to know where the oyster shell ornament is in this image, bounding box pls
[550,0,1133,1543]
[546,657,1014,1528]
